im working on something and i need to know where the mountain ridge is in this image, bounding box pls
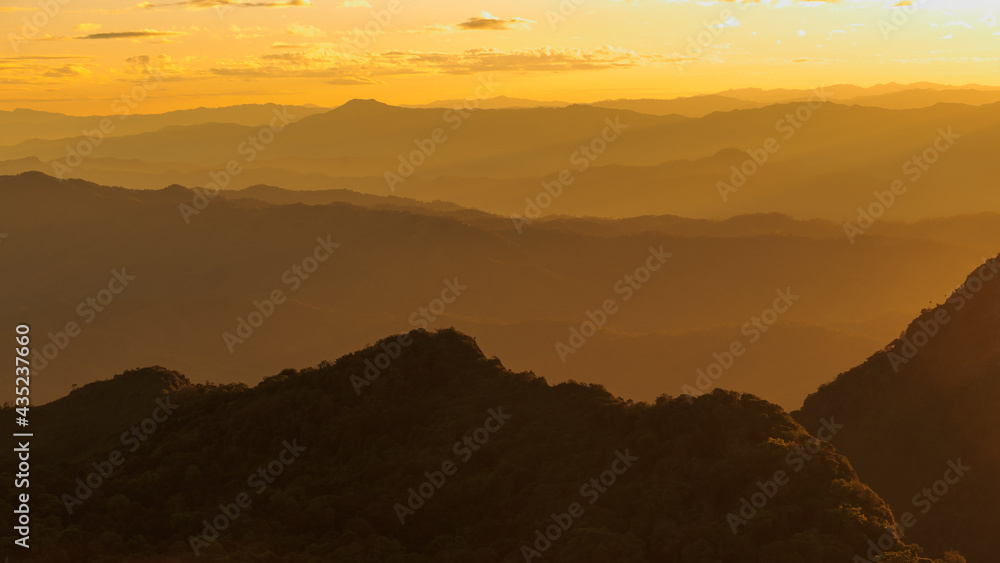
[795,254,1000,561]
[0,328,965,562]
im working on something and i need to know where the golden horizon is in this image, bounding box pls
[3,0,999,113]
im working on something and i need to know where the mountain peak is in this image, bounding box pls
[335,98,395,113]
[332,327,492,380]
[53,365,192,404]
[158,183,191,194]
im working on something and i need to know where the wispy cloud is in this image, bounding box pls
[79,30,184,40]
[210,45,676,81]
[286,23,325,37]
[457,12,534,31]
[138,0,310,9]
[0,55,92,60]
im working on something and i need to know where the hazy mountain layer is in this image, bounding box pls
[2,99,999,221]
[0,104,328,146]
[1,173,995,410]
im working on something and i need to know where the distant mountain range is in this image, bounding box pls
[404,82,1000,116]
[2,172,997,412]
[0,104,329,146]
[3,90,1000,222]
[2,79,997,559]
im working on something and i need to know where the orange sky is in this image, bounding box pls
[2,0,999,114]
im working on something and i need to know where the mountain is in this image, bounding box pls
[842,89,1000,110]
[590,95,763,117]
[221,184,466,214]
[796,254,1000,561]
[0,104,328,147]
[718,82,1000,105]
[403,95,572,109]
[0,329,966,561]
[408,86,1000,118]
[1,172,996,411]
[4,100,1000,222]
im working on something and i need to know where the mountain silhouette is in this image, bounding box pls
[0,104,328,146]
[796,254,1000,561]
[0,329,965,562]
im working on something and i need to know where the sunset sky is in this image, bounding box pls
[2,0,999,114]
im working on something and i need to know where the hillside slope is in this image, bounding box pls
[0,329,965,562]
[796,255,1000,561]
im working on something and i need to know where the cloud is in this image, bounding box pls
[43,64,92,77]
[119,53,189,79]
[0,55,91,60]
[384,46,657,73]
[338,0,369,6]
[401,23,457,34]
[327,76,382,85]
[0,59,94,84]
[139,0,309,9]
[457,12,534,31]
[271,42,317,48]
[79,30,184,40]
[74,23,103,32]
[221,25,270,39]
[286,23,326,37]
[210,45,674,81]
